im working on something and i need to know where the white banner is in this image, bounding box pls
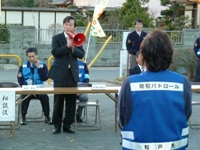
[0,91,15,121]
[91,0,108,37]
[91,19,106,37]
[93,0,108,19]
[93,4,104,19]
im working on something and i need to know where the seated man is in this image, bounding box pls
[129,50,146,76]
[76,59,90,122]
[17,47,52,125]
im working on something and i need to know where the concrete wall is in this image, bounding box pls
[0,26,121,67]
[0,26,199,67]
[173,29,200,50]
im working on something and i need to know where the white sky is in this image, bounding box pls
[87,0,126,7]
[104,0,167,18]
[147,0,167,17]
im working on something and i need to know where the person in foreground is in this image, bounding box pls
[118,29,192,150]
[17,47,52,125]
[48,16,85,134]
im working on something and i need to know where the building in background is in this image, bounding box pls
[0,7,76,29]
[170,0,200,29]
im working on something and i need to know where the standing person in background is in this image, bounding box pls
[118,29,192,150]
[76,59,90,122]
[17,47,52,125]
[126,18,147,72]
[128,50,146,76]
[193,36,200,82]
[48,16,85,134]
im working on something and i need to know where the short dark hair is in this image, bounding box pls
[134,18,143,25]
[136,50,141,58]
[25,47,38,56]
[63,16,77,27]
[140,29,174,72]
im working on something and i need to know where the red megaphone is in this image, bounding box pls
[66,31,86,47]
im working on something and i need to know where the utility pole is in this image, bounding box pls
[198,1,200,34]
[0,0,1,20]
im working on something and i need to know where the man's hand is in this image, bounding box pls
[35,59,40,68]
[67,38,74,50]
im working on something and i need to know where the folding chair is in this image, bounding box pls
[74,99,101,131]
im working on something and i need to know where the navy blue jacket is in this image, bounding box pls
[128,65,141,76]
[126,31,147,55]
[193,36,200,58]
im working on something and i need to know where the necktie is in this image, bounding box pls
[30,63,34,73]
[141,67,144,72]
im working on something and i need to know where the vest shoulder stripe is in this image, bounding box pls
[23,64,27,67]
[130,82,183,92]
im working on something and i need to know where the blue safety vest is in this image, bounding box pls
[121,70,188,150]
[22,62,43,85]
[78,60,89,82]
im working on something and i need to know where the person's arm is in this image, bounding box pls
[193,37,200,57]
[51,34,72,57]
[126,32,138,55]
[51,34,85,59]
[126,33,132,54]
[37,63,48,81]
[183,77,192,120]
[71,46,85,59]
[17,66,26,87]
[118,77,133,129]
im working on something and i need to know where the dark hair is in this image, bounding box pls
[134,18,143,25]
[63,16,77,27]
[25,47,38,56]
[140,29,174,72]
[136,50,141,58]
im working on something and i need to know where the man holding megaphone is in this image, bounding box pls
[48,16,85,134]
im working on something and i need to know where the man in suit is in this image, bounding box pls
[126,18,147,71]
[129,50,145,76]
[48,16,85,134]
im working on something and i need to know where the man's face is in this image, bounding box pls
[27,52,37,63]
[135,22,143,32]
[63,19,76,33]
[136,53,144,66]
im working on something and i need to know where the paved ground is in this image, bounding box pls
[0,65,200,150]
